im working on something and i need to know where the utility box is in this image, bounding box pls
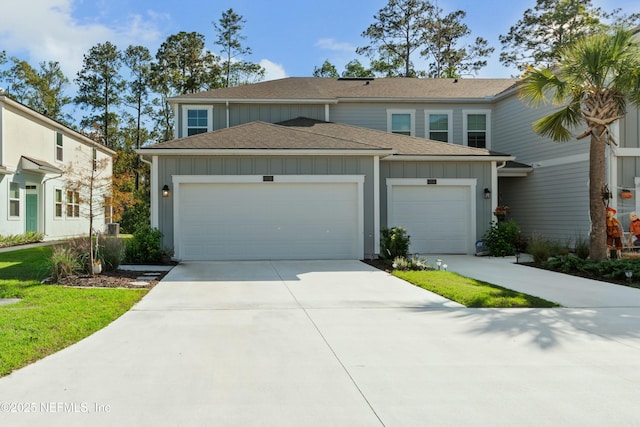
[107,223,120,236]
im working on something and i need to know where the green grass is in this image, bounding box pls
[0,246,147,377]
[393,270,560,308]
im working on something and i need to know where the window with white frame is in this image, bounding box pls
[184,107,212,136]
[66,190,80,218]
[54,188,63,218]
[387,109,415,136]
[425,111,452,142]
[463,110,491,148]
[56,132,63,162]
[9,182,20,218]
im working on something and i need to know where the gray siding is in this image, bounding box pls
[499,161,590,242]
[228,104,325,128]
[157,155,376,257]
[379,160,494,240]
[620,106,640,149]
[493,95,589,164]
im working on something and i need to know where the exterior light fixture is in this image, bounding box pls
[625,270,633,283]
[436,259,442,270]
[483,188,491,199]
[162,185,170,198]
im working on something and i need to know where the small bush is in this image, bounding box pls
[124,225,163,264]
[380,227,411,259]
[574,236,590,260]
[97,235,124,271]
[391,255,429,271]
[49,246,82,282]
[482,219,520,257]
[0,231,44,248]
[65,237,92,274]
[527,234,553,264]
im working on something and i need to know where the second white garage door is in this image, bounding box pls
[387,179,476,254]
[175,177,363,260]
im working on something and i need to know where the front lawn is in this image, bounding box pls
[0,246,148,377]
[393,270,560,308]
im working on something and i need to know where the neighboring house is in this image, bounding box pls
[0,94,115,240]
[139,78,520,260]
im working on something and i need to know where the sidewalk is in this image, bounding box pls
[433,254,640,308]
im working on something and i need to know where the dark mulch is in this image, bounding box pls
[518,261,640,289]
[50,268,172,289]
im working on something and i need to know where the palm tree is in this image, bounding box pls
[520,28,640,261]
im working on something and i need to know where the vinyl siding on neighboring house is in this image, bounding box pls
[620,106,640,149]
[156,155,376,254]
[379,160,493,240]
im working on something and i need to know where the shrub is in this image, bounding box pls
[527,234,553,264]
[49,246,82,282]
[574,236,590,260]
[97,235,124,272]
[65,237,92,274]
[391,255,429,271]
[124,225,163,264]
[0,231,44,248]
[482,219,520,257]
[119,200,150,234]
[380,227,410,259]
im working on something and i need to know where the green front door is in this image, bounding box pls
[26,194,38,233]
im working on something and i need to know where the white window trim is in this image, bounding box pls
[8,181,20,220]
[425,110,453,143]
[181,105,213,138]
[387,109,416,136]
[463,109,491,149]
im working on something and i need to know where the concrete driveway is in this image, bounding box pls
[1,260,639,426]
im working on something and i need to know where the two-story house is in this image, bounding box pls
[0,94,115,240]
[139,77,528,261]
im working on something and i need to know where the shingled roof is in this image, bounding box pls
[170,77,519,102]
[142,117,511,159]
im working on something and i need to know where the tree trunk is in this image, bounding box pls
[589,131,607,261]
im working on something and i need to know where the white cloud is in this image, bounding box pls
[260,59,287,81]
[0,0,164,80]
[315,38,356,53]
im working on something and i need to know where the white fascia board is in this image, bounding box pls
[137,148,395,157]
[338,97,496,104]
[382,155,515,162]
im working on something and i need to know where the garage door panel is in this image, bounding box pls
[390,185,471,254]
[178,181,360,260]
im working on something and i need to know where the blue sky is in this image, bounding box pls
[0,0,637,85]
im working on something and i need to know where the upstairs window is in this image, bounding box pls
[56,132,63,162]
[426,111,452,142]
[187,109,209,136]
[387,109,415,136]
[9,182,20,218]
[464,110,491,149]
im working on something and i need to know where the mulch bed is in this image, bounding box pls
[50,268,172,289]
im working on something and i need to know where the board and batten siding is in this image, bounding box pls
[157,155,376,257]
[379,160,493,241]
[499,161,590,242]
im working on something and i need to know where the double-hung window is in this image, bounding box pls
[56,132,63,162]
[425,111,452,142]
[387,109,415,136]
[184,106,212,136]
[66,190,80,218]
[55,189,63,218]
[463,110,491,149]
[9,182,20,218]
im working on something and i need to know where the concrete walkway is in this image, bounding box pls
[0,259,639,426]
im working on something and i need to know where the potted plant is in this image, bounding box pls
[493,205,511,222]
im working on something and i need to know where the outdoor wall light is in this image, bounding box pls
[483,188,491,199]
[162,185,170,198]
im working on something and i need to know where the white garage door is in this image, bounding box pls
[176,179,362,260]
[389,182,474,254]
